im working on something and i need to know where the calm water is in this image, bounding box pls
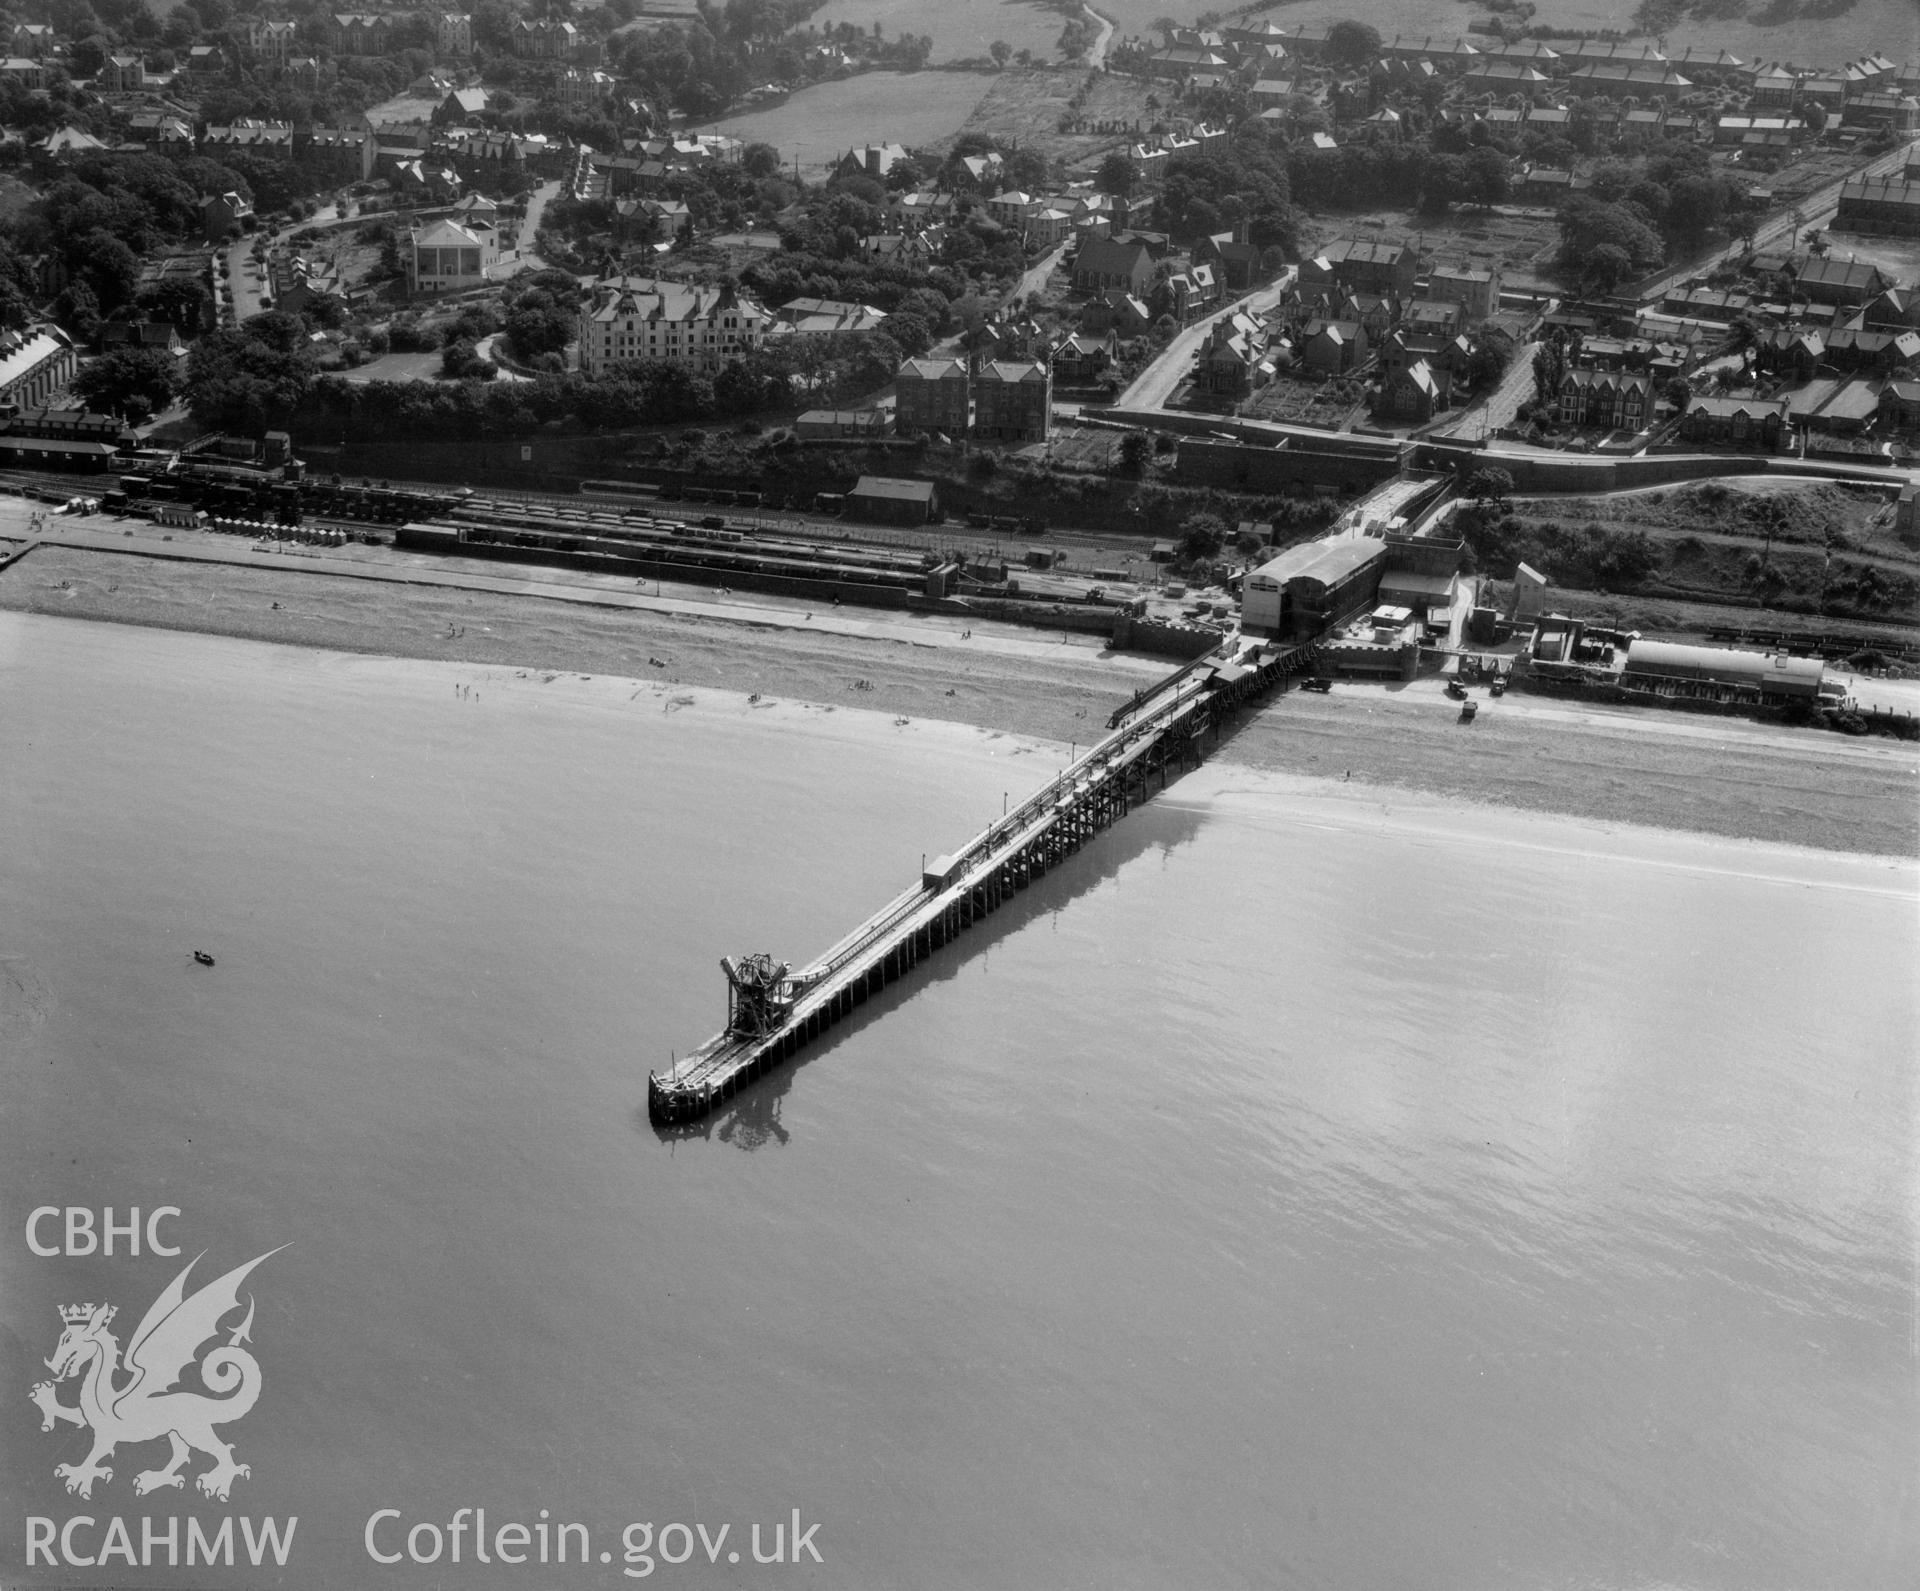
[2,613,1915,1590]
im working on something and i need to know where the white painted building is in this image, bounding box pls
[408,218,494,293]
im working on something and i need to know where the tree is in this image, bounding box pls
[73,346,178,421]
[885,310,931,357]
[53,279,102,342]
[1463,145,1509,208]
[1531,339,1567,402]
[1556,194,1663,277]
[1465,467,1514,507]
[1326,20,1381,69]
[741,141,782,179]
[440,339,496,380]
[1097,152,1138,199]
[1119,430,1150,474]
[184,316,316,432]
[989,39,1011,68]
[1464,328,1514,393]
[1585,242,1633,293]
[1662,375,1692,410]
[76,229,141,311]
[1178,511,1227,565]
[136,277,213,335]
[502,288,574,361]
[68,34,109,77]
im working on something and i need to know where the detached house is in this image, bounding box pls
[1050,332,1115,384]
[1425,265,1501,323]
[100,54,145,92]
[1302,318,1366,373]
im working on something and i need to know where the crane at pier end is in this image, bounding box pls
[648,639,1322,1130]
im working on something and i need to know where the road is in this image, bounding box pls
[1634,138,1917,307]
[224,236,265,323]
[1006,239,1069,309]
[1434,338,1540,441]
[1115,268,1296,411]
[1084,5,1114,67]
[488,178,561,279]
[223,201,352,324]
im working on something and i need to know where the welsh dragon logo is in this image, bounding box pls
[29,1248,284,1502]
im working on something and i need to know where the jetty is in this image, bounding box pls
[648,638,1318,1126]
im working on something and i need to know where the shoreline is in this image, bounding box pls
[4,543,1916,860]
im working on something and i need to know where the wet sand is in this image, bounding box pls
[4,540,1915,858]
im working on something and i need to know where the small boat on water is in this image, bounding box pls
[192,950,215,967]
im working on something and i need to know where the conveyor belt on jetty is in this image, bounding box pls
[648,639,1318,1127]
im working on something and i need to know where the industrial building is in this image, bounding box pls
[846,476,937,526]
[1240,536,1386,638]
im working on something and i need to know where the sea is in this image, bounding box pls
[1,610,1914,1591]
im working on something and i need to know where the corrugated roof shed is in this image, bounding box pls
[1252,536,1384,590]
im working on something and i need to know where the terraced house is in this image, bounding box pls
[973,360,1052,443]
[1555,369,1652,430]
[893,357,970,437]
[1836,178,1920,237]
[330,13,390,55]
[577,277,766,376]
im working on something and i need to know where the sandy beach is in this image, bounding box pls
[3,534,1915,858]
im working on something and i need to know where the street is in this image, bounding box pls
[1005,239,1070,309]
[1434,338,1539,441]
[1116,267,1296,411]
[1634,137,1916,306]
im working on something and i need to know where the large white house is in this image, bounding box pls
[408,218,494,293]
[576,276,767,375]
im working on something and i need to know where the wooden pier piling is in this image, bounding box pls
[648,640,1317,1127]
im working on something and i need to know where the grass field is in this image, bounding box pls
[809,0,1064,63]
[1664,0,1919,73]
[958,68,1160,171]
[1089,0,1910,69]
[696,70,997,173]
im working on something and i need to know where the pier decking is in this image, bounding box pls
[648,639,1318,1126]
